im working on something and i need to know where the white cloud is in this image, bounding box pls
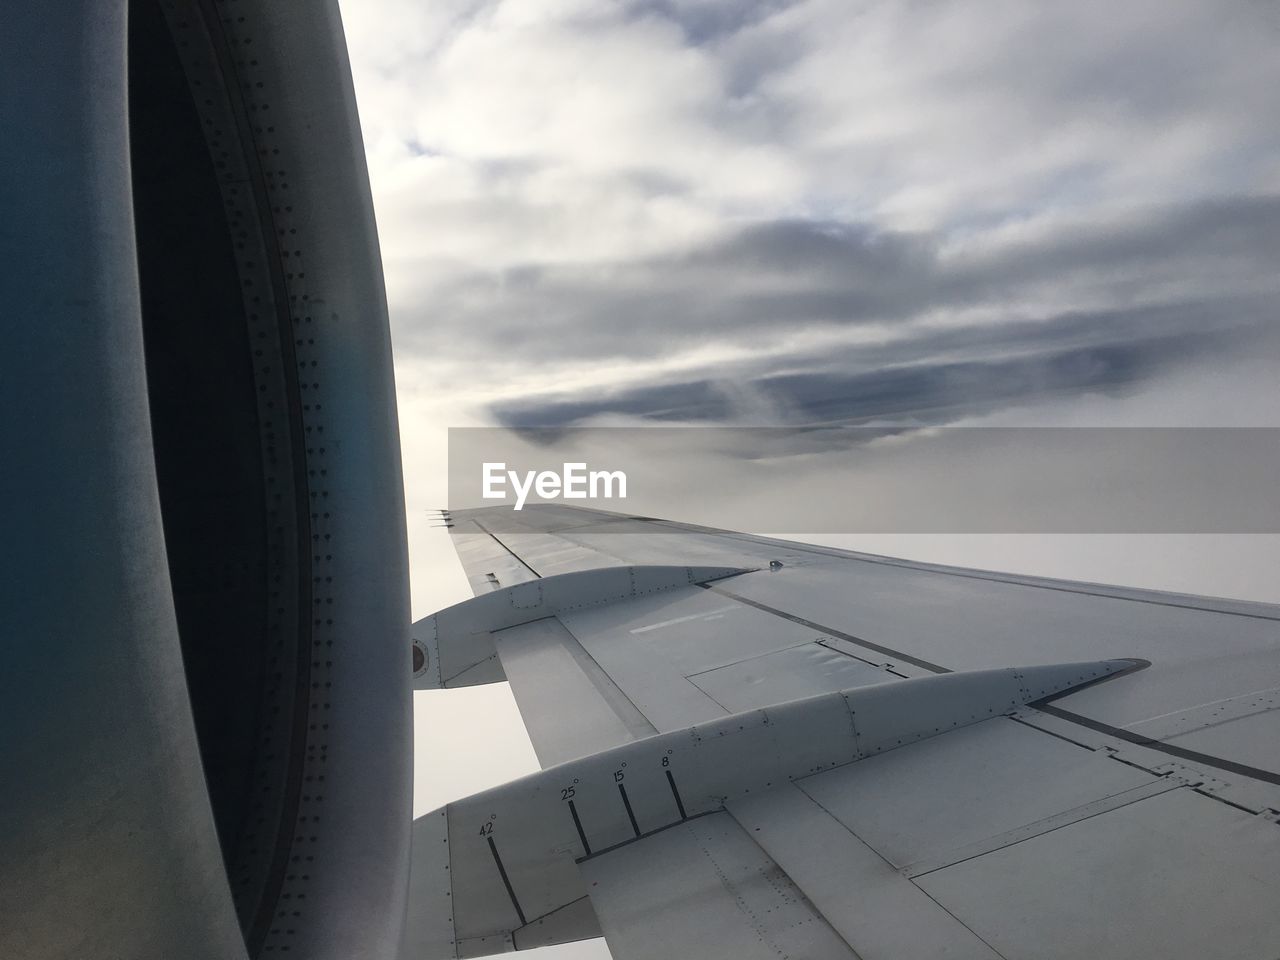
[344,0,1280,418]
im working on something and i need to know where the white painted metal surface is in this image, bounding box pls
[451,529,543,594]
[797,717,1161,871]
[580,813,857,960]
[429,506,1280,960]
[451,507,1280,780]
[402,663,1134,958]
[689,640,894,712]
[728,785,1001,960]
[916,788,1280,960]
[555,585,835,731]
[412,565,747,689]
[494,619,657,766]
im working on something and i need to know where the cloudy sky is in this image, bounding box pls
[337,2,1278,955]
[346,0,1279,435]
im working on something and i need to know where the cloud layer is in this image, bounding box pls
[343,0,1280,430]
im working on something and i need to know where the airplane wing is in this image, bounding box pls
[403,505,1280,960]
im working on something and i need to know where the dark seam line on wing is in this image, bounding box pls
[1159,706,1280,740]
[666,771,688,820]
[472,519,543,578]
[684,640,818,679]
[701,585,951,675]
[680,636,899,683]
[1032,703,1280,787]
[618,784,641,837]
[542,620,659,738]
[683,675,734,715]
[1008,715,1098,751]
[719,808,862,960]
[1190,787,1259,815]
[513,896,594,935]
[442,653,502,686]
[567,800,591,857]
[791,783,903,873]
[721,793,910,959]
[817,637,911,676]
[496,611,655,742]
[700,585,1280,787]
[575,810,718,863]
[905,781,1182,880]
[912,884,1013,959]
[487,836,527,926]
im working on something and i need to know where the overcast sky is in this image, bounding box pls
[338,3,1279,956]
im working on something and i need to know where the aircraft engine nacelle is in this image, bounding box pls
[0,2,411,958]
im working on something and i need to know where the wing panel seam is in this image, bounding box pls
[471,519,543,578]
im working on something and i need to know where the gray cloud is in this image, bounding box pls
[623,0,800,47]
[397,194,1280,363]
[489,300,1270,428]
[345,0,1280,439]
[391,193,1279,428]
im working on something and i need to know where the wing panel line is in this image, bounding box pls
[703,584,951,674]
[1033,703,1280,786]
[708,584,1280,787]
[471,519,543,579]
